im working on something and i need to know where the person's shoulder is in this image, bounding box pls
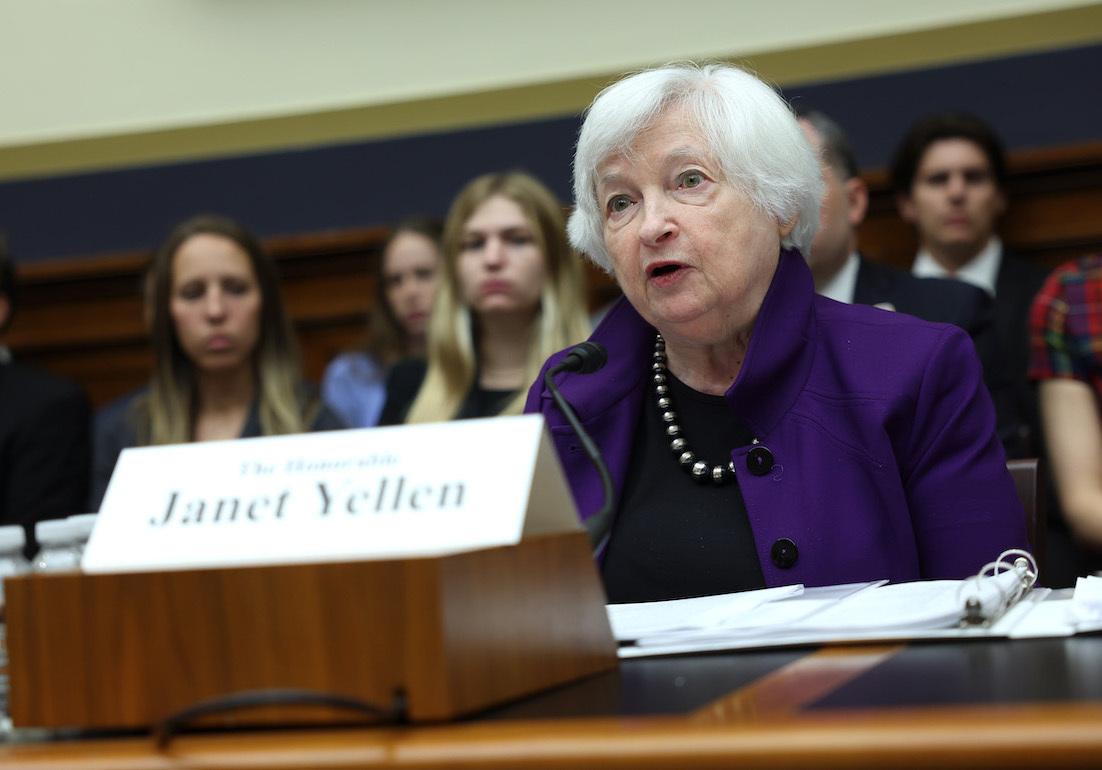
[322,351,384,383]
[816,291,947,330]
[856,255,989,324]
[1032,254,1102,317]
[94,388,145,438]
[902,272,987,303]
[854,255,902,287]
[0,363,88,433]
[1045,253,1102,286]
[1,361,85,404]
[901,274,990,328]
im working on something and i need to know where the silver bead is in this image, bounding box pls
[679,451,695,466]
[691,461,709,479]
[655,384,669,396]
[667,424,681,437]
[657,396,671,410]
[662,411,676,424]
[654,373,666,385]
[712,465,727,484]
[652,362,664,372]
[728,460,737,473]
[670,437,687,452]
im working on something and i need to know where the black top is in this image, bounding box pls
[601,371,764,603]
[378,358,516,425]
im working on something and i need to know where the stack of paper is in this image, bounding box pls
[610,576,1062,659]
[1007,575,1102,639]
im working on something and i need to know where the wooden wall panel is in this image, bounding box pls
[7,142,1101,409]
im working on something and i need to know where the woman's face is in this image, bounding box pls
[169,233,262,375]
[456,195,547,321]
[382,231,440,339]
[595,105,791,348]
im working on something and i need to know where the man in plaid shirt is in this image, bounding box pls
[1029,254,1102,579]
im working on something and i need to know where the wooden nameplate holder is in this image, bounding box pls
[3,531,617,730]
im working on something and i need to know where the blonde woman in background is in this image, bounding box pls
[379,172,590,424]
[90,214,344,509]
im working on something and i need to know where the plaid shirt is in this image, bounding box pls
[1028,254,1102,399]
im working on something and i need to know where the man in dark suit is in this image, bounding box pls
[0,240,91,558]
[798,112,993,336]
[891,113,1049,459]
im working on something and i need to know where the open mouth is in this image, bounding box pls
[647,262,686,280]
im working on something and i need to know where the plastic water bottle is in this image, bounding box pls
[67,513,99,561]
[0,526,32,606]
[32,520,81,572]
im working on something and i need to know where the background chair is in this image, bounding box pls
[1007,458,1045,578]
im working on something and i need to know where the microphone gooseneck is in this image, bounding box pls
[544,342,616,554]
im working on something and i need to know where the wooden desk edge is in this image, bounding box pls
[3,702,1102,769]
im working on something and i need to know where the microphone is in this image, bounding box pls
[543,342,616,554]
[552,341,608,375]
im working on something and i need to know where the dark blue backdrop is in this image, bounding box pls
[2,43,1099,263]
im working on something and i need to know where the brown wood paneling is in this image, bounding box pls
[7,142,1101,408]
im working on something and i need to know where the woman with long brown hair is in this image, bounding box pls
[90,214,343,508]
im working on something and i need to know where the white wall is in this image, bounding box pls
[1,0,1097,147]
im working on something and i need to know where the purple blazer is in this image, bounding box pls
[526,248,1028,588]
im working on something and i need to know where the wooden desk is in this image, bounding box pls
[3,636,1101,768]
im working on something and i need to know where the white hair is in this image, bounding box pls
[568,62,823,272]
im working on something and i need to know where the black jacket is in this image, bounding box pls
[0,360,90,557]
[853,255,993,334]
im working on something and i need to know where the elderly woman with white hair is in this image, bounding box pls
[526,63,1027,603]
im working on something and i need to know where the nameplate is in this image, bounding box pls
[83,415,580,573]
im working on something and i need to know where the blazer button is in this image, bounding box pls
[771,538,798,569]
[746,446,774,476]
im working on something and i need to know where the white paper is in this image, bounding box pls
[785,580,972,634]
[633,582,882,648]
[1070,575,1102,624]
[613,571,1067,659]
[606,584,803,641]
[1009,581,1102,638]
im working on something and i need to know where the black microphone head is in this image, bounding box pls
[564,341,608,374]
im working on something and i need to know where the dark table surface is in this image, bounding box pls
[4,634,1102,768]
[480,634,1102,720]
